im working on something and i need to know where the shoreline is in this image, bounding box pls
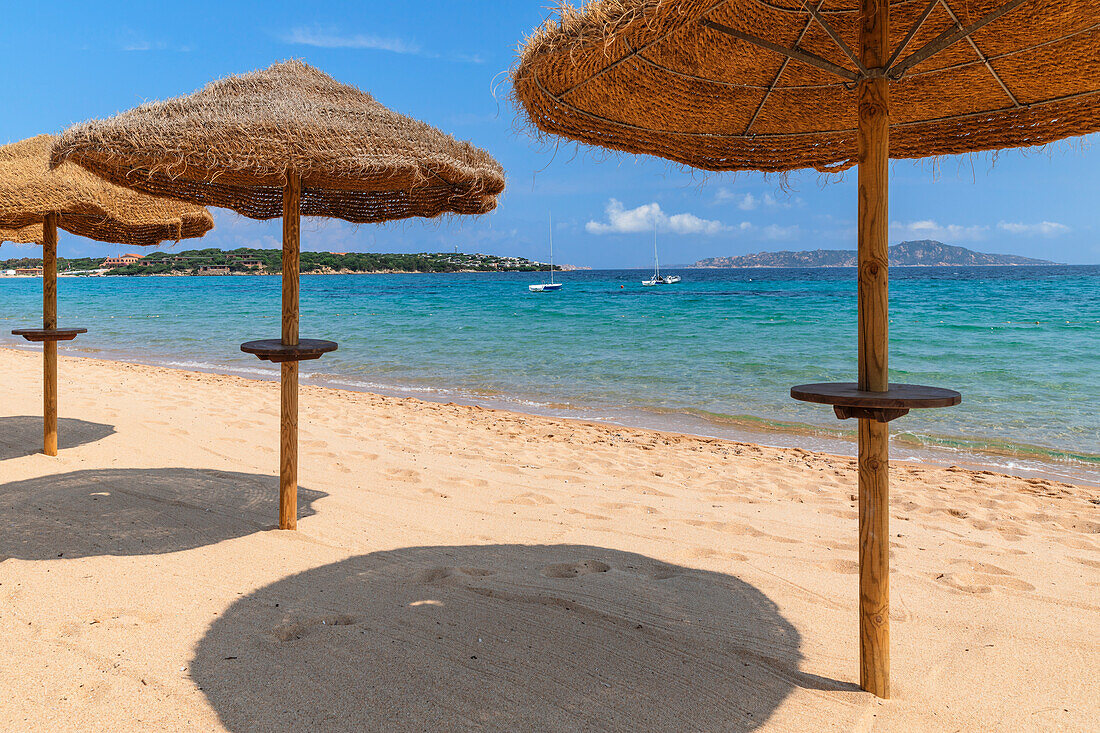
[4,343,1096,487]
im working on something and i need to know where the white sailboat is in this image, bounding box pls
[642,220,681,285]
[529,214,562,292]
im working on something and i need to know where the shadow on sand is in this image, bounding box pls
[192,544,853,732]
[0,415,115,460]
[0,468,326,561]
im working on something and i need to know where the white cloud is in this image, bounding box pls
[280,27,421,54]
[586,199,726,235]
[997,221,1070,236]
[762,224,800,240]
[715,188,798,210]
[889,219,989,242]
[279,26,483,63]
[118,33,189,52]
[122,40,164,51]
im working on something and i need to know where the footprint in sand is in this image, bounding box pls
[383,468,421,483]
[817,559,859,574]
[416,566,496,583]
[504,492,554,506]
[563,507,611,522]
[644,564,682,580]
[541,560,611,578]
[685,547,749,562]
[272,614,360,642]
[934,560,1036,594]
[1055,516,1099,534]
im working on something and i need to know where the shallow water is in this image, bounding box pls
[1,265,1096,483]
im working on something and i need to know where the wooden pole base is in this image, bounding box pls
[858,417,889,697]
[43,341,57,456]
[279,361,298,530]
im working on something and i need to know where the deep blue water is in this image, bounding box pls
[1,265,1097,480]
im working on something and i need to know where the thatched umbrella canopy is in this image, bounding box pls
[52,60,506,530]
[0,134,214,458]
[51,60,505,221]
[0,224,44,245]
[514,0,1100,172]
[513,0,1099,698]
[1,135,213,244]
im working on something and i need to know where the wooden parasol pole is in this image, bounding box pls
[280,170,301,530]
[42,212,59,457]
[857,0,891,698]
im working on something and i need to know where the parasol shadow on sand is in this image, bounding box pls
[0,135,214,457]
[0,468,326,562]
[512,0,1100,698]
[52,60,507,531]
[0,415,114,461]
[191,544,855,732]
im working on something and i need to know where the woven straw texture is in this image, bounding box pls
[0,224,45,245]
[51,60,506,223]
[514,0,1100,172]
[0,135,214,246]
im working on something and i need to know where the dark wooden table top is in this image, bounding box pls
[791,382,961,409]
[12,327,88,343]
[240,339,339,363]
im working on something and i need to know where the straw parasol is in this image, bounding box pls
[52,60,506,530]
[0,224,44,244]
[0,134,214,457]
[513,0,1099,697]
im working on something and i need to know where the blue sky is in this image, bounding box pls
[2,1,1096,267]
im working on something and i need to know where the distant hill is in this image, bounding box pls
[692,240,1057,268]
[1,248,558,276]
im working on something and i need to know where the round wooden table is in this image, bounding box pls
[240,339,338,363]
[12,327,87,343]
[791,382,961,422]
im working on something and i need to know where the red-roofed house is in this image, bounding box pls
[101,253,144,268]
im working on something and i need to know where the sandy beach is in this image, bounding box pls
[0,345,1096,731]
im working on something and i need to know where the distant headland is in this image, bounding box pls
[691,240,1057,268]
[0,248,564,276]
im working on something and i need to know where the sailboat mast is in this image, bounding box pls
[549,213,554,285]
[653,217,660,279]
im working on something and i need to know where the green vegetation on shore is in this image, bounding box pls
[1,248,559,275]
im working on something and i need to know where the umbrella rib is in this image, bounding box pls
[885,0,940,69]
[700,19,859,81]
[800,1,868,75]
[745,2,824,136]
[888,0,1031,79]
[938,0,1021,108]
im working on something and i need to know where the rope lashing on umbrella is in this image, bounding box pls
[936,0,1021,107]
[744,1,824,136]
[702,0,1033,84]
[798,0,868,77]
[699,19,860,81]
[887,0,1031,79]
[885,0,940,69]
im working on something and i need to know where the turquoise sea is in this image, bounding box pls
[1,265,1097,484]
